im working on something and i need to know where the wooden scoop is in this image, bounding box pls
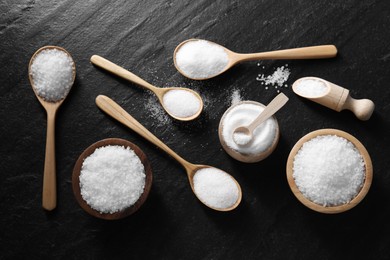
[292,77,375,121]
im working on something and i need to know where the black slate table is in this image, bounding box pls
[1,1,390,259]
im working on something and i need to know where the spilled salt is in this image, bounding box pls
[193,167,239,209]
[231,88,242,105]
[162,89,201,118]
[294,78,328,97]
[30,48,74,102]
[79,145,146,214]
[175,40,229,79]
[257,65,290,92]
[293,135,365,207]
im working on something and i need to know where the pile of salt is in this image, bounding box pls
[193,167,239,209]
[162,89,201,118]
[30,48,74,102]
[293,135,365,206]
[175,40,229,79]
[79,145,146,214]
[294,79,328,97]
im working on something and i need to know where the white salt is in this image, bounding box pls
[257,65,291,93]
[79,145,146,214]
[294,79,328,97]
[193,167,239,209]
[293,135,365,207]
[233,131,252,146]
[231,88,242,105]
[175,40,229,79]
[162,89,201,118]
[222,103,277,155]
[256,66,290,87]
[30,48,74,102]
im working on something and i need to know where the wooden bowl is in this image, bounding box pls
[72,138,152,220]
[286,129,373,214]
[218,101,280,163]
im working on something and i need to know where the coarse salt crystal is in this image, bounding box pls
[162,89,201,118]
[293,135,365,207]
[30,48,74,102]
[175,40,229,79]
[79,145,146,214]
[294,79,328,97]
[193,167,239,209]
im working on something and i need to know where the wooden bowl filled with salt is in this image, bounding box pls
[72,138,152,220]
[286,129,373,214]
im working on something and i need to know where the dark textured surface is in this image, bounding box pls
[1,1,390,259]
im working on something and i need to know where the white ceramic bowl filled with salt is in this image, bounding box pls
[72,138,153,220]
[218,101,280,163]
[286,129,373,214]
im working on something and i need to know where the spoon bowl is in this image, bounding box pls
[90,55,203,121]
[95,94,242,211]
[174,39,337,80]
[29,46,76,210]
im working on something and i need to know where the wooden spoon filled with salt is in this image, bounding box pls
[90,55,203,121]
[28,46,76,211]
[173,39,337,80]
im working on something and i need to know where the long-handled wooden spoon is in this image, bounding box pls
[95,95,242,211]
[28,46,76,210]
[91,55,203,121]
[233,93,289,146]
[174,39,337,80]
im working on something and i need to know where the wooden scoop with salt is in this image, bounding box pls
[292,77,375,121]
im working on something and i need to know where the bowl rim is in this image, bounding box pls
[72,138,153,220]
[286,128,373,214]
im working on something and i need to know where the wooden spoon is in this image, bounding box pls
[233,93,289,146]
[173,39,337,80]
[28,46,76,211]
[90,55,203,121]
[95,95,242,211]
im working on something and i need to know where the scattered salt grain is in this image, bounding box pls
[193,167,239,209]
[30,48,74,102]
[145,94,170,125]
[222,103,277,155]
[257,65,290,92]
[231,88,242,105]
[294,79,328,97]
[293,135,365,207]
[162,89,201,118]
[79,145,146,214]
[175,40,229,79]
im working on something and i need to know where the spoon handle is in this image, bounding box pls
[248,93,289,132]
[90,55,158,92]
[238,45,337,61]
[42,109,57,211]
[95,95,193,169]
